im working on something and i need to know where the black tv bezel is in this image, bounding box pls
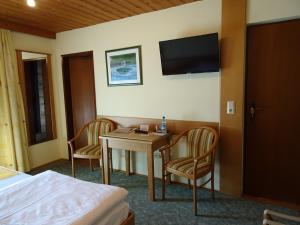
[159,33,220,75]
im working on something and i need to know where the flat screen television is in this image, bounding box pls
[159,33,220,75]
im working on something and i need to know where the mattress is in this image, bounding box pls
[0,170,129,225]
[95,202,129,225]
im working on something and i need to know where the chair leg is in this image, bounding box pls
[193,179,198,216]
[71,155,75,177]
[188,179,192,189]
[109,149,113,173]
[162,168,166,200]
[211,172,215,200]
[100,157,105,184]
[161,150,166,200]
[89,159,94,171]
[125,150,131,176]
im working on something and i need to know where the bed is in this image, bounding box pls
[0,167,134,225]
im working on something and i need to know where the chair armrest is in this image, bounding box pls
[192,148,215,177]
[193,145,216,164]
[159,143,175,153]
[67,124,89,145]
[159,129,190,153]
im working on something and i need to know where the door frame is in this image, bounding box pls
[61,51,97,159]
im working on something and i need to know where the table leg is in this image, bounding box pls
[147,147,155,201]
[103,139,111,185]
[125,150,130,176]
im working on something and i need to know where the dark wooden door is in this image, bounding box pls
[62,52,96,149]
[244,20,300,204]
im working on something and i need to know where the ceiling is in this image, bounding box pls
[0,0,197,39]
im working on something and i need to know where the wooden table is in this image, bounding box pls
[100,131,170,201]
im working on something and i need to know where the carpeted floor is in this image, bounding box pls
[31,160,299,225]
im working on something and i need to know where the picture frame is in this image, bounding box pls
[105,46,143,86]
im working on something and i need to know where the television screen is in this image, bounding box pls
[159,33,220,75]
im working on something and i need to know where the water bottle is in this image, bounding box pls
[161,116,167,134]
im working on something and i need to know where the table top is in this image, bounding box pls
[100,131,169,142]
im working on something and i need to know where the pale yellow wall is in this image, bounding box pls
[55,0,221,121]
[55,0,222,188]
[247,0,300,24]
[12,32,64,169]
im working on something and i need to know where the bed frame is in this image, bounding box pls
[121,211,135,225]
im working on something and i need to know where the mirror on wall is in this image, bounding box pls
[16,50,56,145]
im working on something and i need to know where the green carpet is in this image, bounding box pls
[31,160,299,225]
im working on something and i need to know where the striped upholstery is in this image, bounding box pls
[87,121,111,145]
[74,145,101,156]
[187,128,214,162]
[166,128,215,177]
[166,157,210,177]
[74,120,112,157]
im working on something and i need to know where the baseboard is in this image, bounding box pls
[30,158,67,171]
[112,168,219,192]
[242,194,300,212]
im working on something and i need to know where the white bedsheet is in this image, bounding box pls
[0,170,128,225]
[0,173,31,190]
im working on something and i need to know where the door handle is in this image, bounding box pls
[250,101,263,118]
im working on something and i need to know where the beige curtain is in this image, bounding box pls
[0,29,30,172]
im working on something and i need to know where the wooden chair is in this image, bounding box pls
[67,118,115,183]
[160,126,219,215]
[263,209,300,225]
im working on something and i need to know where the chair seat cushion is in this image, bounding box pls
[166,157,211,178]
[74,145,101,157]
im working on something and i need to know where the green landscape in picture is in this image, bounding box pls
[110,53,137,81]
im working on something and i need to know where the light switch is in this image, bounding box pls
[227,100,235,115]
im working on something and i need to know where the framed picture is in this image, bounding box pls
[105,46,143,86]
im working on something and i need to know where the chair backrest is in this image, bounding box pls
[87,119,114,145]
[187,127,218,162]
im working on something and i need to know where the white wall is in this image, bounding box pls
[55,0,221,188]
[21,52,46,60]
[247,0,300,24]
[12,32,64,168]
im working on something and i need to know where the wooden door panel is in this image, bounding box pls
[65,53,96,149]
[244,20,300,204]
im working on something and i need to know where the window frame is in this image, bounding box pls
[16,50,57,146]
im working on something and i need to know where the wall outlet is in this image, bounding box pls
[227,100,235,115]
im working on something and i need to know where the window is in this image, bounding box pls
[16,51,56,145]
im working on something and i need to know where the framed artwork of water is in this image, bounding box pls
[105,46,143,86]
